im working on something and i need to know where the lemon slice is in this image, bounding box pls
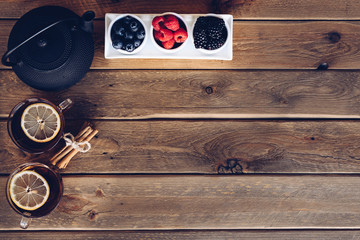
[9,170,50,211]
[21,103,61,143]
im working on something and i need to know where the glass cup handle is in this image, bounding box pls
[20,216,31,229]
[58,98,73,113]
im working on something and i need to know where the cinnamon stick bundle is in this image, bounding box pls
[50,122,98,169]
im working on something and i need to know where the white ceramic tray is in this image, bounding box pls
[104,13,233,60]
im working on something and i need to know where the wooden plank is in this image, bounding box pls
[1,175,360,229]
[1,21,360,69]
[0,0,215,19]
[216,0,360,20]
[1,230,360,239]
[0,0,360,20]
[3,70,360,119]
[3,120,360,174]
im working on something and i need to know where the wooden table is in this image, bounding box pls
[2,0,360,239]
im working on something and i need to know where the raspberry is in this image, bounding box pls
[174,28,188,43]
[164,15,179,31]
[158,28,173,42]
[152,16,165,31]
[162,38,175,49]
[154,31,161,41]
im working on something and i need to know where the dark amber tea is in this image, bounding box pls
[6,163,63,228]
[7,98,72,154]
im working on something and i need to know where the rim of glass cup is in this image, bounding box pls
[7,97,66,154]
[5,162,63,218]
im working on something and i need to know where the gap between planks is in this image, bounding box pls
[1,229,360,240]
[2,113,360,120]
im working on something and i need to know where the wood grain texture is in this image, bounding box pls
[93,21,360,69]
[1,0,360,20]
[216,0,360,20]
[1,0,360,236]
[0,0,215,19]
[3,70,360,119]
[3,120,360,174]
[2,21,360,69]
[1,230,360,239]
[2,175,360,230]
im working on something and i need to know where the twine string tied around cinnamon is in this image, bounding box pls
[63,132,91,153]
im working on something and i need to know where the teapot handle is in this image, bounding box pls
[2,49,16,66]
[1,18,77,67]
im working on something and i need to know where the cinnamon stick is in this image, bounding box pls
[57,129,98,169]
[50,126,93,165]
[50,124,90,161]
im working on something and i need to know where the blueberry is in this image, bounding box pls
[125,32,134,40]
[112,39,123,49]
[124,15,132,24]
[117,28,126,37]
[111,33,120,41]
[136,29,145,40]
[134,39,142,48]
[125,43,135,52]
[115,26,125,37]
[130,21,139,32]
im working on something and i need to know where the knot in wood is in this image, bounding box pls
[218,159,243,174]
[205,86,214,94]
[317,63,329,70]
[327,32,341,43]
[96,188,105,198]
[88,210,99,221]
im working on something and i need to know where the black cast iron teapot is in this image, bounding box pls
[2,6,95,91]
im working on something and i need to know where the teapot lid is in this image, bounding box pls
[8,6,78,70]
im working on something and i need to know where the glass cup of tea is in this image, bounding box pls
[6,162,63,229]
[7,98,72,154]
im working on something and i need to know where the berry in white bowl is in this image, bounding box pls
[151,13,188,52]
[109,14,147,54]
[193,15,229,53]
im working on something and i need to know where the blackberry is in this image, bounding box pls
[207,26,222,39]
[207,39,224,50]
[206,17,225,40]
[193,29,207,49]
[207,16,225,32]
[218,37,226,45]
[193,16,227,50]
[195,16,207,28]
